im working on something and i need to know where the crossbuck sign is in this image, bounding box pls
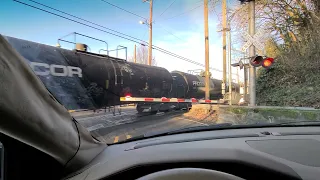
[241,29,265,52]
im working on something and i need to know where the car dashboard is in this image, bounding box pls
[65,126,320,180]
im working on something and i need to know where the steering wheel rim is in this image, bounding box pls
[136,168,245,180]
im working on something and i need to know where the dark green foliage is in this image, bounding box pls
[256,25,320,108]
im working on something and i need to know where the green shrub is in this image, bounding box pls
[256,24,320,108]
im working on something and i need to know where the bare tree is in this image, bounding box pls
[214,0,320,45]
[129,45,157,66]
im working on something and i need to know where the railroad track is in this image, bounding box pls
[78,110,213,144]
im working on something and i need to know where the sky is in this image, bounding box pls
[0,0,243,81]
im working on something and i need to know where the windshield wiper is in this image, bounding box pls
[274,120,320,126]
[114,123,233,144]
[165,123,233,135]
[113,120,320,144]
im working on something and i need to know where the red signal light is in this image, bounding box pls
[262,57,274,68]
[250,56,264,67]
[250,56,275,69]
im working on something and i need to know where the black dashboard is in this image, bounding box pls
[65,126,320,180]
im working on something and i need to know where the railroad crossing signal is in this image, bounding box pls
[250,56,275,69]
[231,56,274,69]
[231,60,244,70]
[261,57,275,69]
[241,29,265,52]
[238,60,244,70]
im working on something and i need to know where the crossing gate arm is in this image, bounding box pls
[120,97,225,104]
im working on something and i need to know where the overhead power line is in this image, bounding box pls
[210,0,222,23]
[160,0,216,21]
[95,0,184,50]
[156,23,184,42]
[99,0,147,20]
[98,0,181,43]
[16,1,144,43]
[14,0,232,74]
[157,0,176,18]
[26,0,144,42]
[161,3,203,21]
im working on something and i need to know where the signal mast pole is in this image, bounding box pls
[244,53,248,101]
[222,0,227,95]
[228,28,232,105]
[204,0,210,100]
[248,0,256,106]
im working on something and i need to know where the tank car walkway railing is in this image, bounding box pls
[56,32,109,54]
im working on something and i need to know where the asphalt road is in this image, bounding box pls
[72,104,320,144]
[98,111,209,144]
[73,106,212,144]
[74,106,138,131]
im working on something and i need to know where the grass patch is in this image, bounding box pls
[225,107,301,119]
[256,108,299,119]
[222,107,320,122]
[302,111,318,120]
[226,107,249,114]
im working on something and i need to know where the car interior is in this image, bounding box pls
[2,126,320,180]
[1,22,320,180]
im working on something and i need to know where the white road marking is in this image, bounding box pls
[176,117,209,126]
[87,124,105,131]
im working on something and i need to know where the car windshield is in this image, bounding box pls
[2,0,320,144]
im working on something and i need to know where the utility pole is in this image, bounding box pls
[204,0,210,100]
[243,52,248,102]
[248,0,256,106]
[228,29,232,105]
[134,44,137,63]
[148,0,153,66]
[222,0,227,95]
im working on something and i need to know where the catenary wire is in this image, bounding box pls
[99,0,147,20]
[14,0,233,74]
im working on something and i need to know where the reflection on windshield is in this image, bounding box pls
[3,0,320,144]
[0,142,3,180]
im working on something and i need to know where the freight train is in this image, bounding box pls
[3,35,239,114]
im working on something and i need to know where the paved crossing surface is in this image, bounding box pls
[73,106,216,144]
